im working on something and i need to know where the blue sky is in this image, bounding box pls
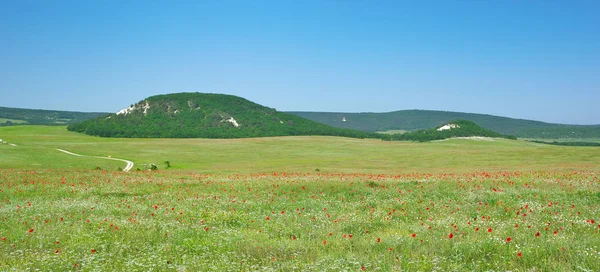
[1,0,598,124]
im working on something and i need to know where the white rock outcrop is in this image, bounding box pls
[437,124,459,131]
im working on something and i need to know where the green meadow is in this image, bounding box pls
[1,125,599,271]
[1,126,599,174]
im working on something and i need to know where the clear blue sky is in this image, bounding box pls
[1,1,598,124]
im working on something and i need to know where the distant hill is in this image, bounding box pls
[288,110,600,139]
[67,93,378,139]
[0,106,109,126]
[391,120,516,142]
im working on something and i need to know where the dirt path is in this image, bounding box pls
[56,149,134,172]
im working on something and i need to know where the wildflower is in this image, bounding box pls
[535,232,540,237]
[411,233,416,238]
[517,252,522,257]
[323,240,327,245]
[506,237,512,243]
[28,228,34,233]
[487,228,492,233]
[377,237,381,243]
[448,233,454,239]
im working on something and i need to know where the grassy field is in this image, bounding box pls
[0,170,598,270]
[0,118,28,124]
[1,126,599,174]
[1,125,599,270]
[376,130,409,134]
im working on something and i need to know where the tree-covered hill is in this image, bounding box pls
[67,93,379,139]
[0,106,109,126]
[390,120,516,142]
[288,110,600,139]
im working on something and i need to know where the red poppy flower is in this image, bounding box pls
[448,233,454,239]
[91,249,96,253]
[323,240,327,245]
[517,252,522,257]
[487,228,492,233]
[411,233,416,238]
[376,238,381,243]
[506,237,512,243]
[28,228,34,233]
[535,232,540,237]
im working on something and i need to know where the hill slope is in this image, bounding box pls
[288,110,600,139]
[68,93,378,139]
[0,106,109,126]
[391,120,516,142]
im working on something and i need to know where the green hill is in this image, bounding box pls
[0,106,109,126]
[391,119,516,142]
[67,93,378,139]
[288,110,600,139]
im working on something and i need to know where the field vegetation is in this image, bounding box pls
[2,126,599,173]
[1,125,599,270]
[0,170,598,270]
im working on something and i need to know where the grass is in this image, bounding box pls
[0,170,598,270]
[0,118,28,124]
[376,130,409,134]
[522,138,600,143]
[1,125,599,270]
[1,126,599,174]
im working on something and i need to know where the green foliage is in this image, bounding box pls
[67,93,382,139]
[527,140,600,147]
[0,106,108,126]
[164,161,171,168]
[289,110,600,139]
[389,120,516,142]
